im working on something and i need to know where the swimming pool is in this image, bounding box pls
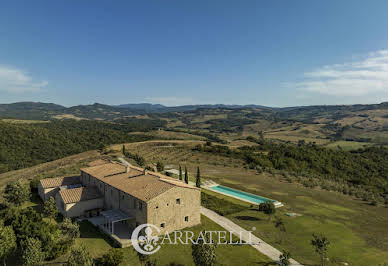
[208,185,281,206]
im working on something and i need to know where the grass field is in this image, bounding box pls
[325,140,372,151]
[129,129,206,141]
[0,150,102,189]
[1,118,49,124]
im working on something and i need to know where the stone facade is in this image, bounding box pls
[38,183,58,201]
[56,194,104,218]
[147,186,201,234]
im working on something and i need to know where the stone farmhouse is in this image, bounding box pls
[38,159,201,243]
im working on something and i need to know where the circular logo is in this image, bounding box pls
[131,224,161,255]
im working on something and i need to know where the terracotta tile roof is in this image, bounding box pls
[87,159,110,167]
[40,176,81,189]
[59,186,103,204]
[81,162,199,202]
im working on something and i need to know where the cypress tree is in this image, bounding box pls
[122,145,126,155]
[184,167,189,184]
[196,166,201,188]
[179,165,182,181]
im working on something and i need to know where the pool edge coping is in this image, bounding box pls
[203,185,283,208]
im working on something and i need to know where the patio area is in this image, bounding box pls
[88,209,134,247]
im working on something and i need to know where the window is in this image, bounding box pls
[133,199,136,209]
[185,216,189,222]
[176,198,180,204]
[160,223,165,228]
[139,202,142,210]
[122,194,125,200]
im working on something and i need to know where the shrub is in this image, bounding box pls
[258,202,276,215]
[66,244,93,266]
[21,238,45,266]
[44,197,58,220]
[156,161,164,172]
[100,248,123,266]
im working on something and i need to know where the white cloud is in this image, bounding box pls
[145,96,196,106]
[0,65,48,93]
[290,50,388,99]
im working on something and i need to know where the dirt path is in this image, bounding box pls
[200,206,302,265]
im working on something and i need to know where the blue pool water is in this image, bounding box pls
[209,185,275,204]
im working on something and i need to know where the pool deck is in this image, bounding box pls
[204,184,283,208]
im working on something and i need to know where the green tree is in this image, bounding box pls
[259,202,275,213]
[191,235,217,266]
[0,221,17,265]
[311,233,330,266]
[122,144,126,155]
[179,165,182,181]
[60,218,80,243]
[156,161,164,172]
[259,202,276,221]
[44,197,58,220]
[21,238,45,266]
[279,250,291,266]
[67,244,93,266]
[29,177,40,193]
[3,180,30,206]
[195,166,201,188]
[273,216,286,243]
[136,250,148,265]
[184,167,189,184]
[100,248,123,266]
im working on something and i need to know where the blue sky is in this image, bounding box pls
[1,0,388,107]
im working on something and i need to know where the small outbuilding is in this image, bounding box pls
[38,176,81,201]
[55,186,104,218]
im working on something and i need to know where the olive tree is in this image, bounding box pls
[191,235,217,266]
[44,196,58,220]
[21,238,45,266]
[0,221,17,265]
[311,233,330,266]
[3,180,30,206]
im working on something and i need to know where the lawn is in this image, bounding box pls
[73,216,272,266]
[201,189,388,266]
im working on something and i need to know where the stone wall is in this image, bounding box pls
[147,186,201,234]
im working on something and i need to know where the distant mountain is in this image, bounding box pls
[0,101,387,121]
[114,103,275,113]
[0,102,66,120]
[0,102,65,111]
[115,103,167,111]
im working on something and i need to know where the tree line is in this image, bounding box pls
[193,140,388,203]
[0,120,156,174]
